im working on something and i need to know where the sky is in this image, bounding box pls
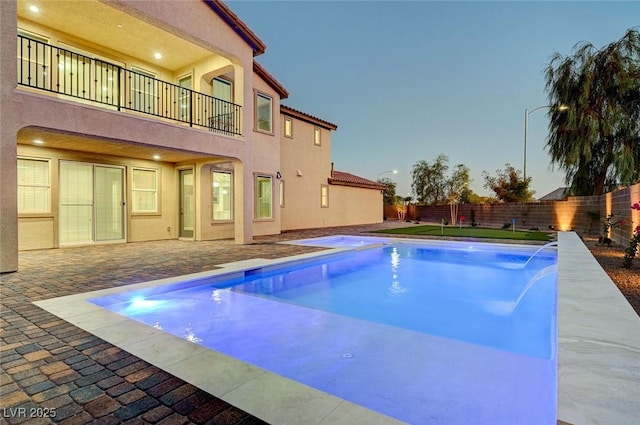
[227,0,640,199]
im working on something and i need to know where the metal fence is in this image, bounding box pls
[17,35,242,136]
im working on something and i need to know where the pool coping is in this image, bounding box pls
[32,233,640,424]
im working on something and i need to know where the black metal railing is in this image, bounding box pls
[17,35,242,136]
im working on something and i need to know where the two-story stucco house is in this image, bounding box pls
[0,0,384,273]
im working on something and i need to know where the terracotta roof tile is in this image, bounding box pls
[329,170,386,190]
[281,105,337,130]
[206,0,266,56]
[254,62,289,99]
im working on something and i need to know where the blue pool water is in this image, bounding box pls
[91,239,558,424]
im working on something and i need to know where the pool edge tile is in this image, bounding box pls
[222,372,344,425]
[557,232,640,425]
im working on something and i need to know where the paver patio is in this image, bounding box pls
[4,223,638,424]
[1,223,412,425]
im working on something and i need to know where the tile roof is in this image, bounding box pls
[254,62,289,99]
[206,0,266,56]
[281,105,338,130]
[329,170,387,190]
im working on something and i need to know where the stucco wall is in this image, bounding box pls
[16,144,179,250]
[324,185,384,227]
[279,112,383,230]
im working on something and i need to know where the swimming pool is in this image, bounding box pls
[89,238,558,424]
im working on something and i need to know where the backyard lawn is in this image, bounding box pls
[374,224,554,241]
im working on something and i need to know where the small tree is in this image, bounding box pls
[446,164,471,226]
[378,177,397,206]
[411,154,450,205]
[482,164,535,202]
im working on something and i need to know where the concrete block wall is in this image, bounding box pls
[384,182,640,246]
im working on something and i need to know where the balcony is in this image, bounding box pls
[17,35,242,136]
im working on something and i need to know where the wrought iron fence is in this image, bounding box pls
[17,35,242,136]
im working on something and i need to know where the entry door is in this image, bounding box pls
[59,162,125,245]
[179,169,194,238]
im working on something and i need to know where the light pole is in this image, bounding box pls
[523,105,567,180]
[376,169,398,181]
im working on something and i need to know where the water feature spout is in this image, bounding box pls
[522,241,558,269]
[485,265,557,315]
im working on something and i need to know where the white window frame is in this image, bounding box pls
[212,170,233,221]
[314,126,322,146]
[255,92,273,134]
[279,180,285,208]
[131,167,158,214]
[284,117,293,138]
[255,174,273,219]
[321,184,329,208]
[17,157,51,214]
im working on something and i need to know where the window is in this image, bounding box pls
[314,126,322,146]
[17,29,49,90]
[279,180,285,207]
[284,117,293,138]
[17,158,50,213]
[255,175,273,219]
[130,67,156,114]
[177,74,192,122]
[131,168,158,213]
[255,92,273,133]
[321,185,329,208]
[57,42,120,105]
[212,77,234,132]
[213,77,233,102]
[212,171,233,220]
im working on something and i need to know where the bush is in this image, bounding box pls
[502,222,511,229]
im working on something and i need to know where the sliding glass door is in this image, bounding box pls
[59,161,125,245]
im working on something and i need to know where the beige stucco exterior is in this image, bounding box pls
[279,108,383,230]
[1,0,382,273]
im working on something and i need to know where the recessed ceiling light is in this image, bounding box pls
[154,53,162,60]
[34,139,44,145]
[153,154,161,160]
[29,5,39,13]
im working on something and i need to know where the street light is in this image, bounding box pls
[523,105,568,180]
[377,169,398,180]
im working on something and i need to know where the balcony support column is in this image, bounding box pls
[233,159,253,244]
[1,0,18,272]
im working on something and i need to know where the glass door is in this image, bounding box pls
[179,169,194,238]
[94,166,125,241]
[59,162,125,245]
[60,162,94,245]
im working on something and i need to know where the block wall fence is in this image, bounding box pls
[384,182,640,246]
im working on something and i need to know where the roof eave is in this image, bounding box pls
[254,62,289,99]
[281,105,338,130]
[205,0,267,56]
[327,179,386,190]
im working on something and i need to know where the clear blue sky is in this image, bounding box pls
[228,0,639,199]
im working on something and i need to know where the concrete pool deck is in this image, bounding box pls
[2,225,639,424]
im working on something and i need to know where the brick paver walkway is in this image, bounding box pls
[1,223,408,424]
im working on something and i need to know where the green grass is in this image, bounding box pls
[373,225,553,241]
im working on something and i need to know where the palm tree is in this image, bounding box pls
[545,28,640,196]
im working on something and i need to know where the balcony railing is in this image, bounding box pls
[17,35,242,136]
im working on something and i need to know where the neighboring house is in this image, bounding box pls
[538,187,570,201]
[0,0,383,272]
[279,106,385,230]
